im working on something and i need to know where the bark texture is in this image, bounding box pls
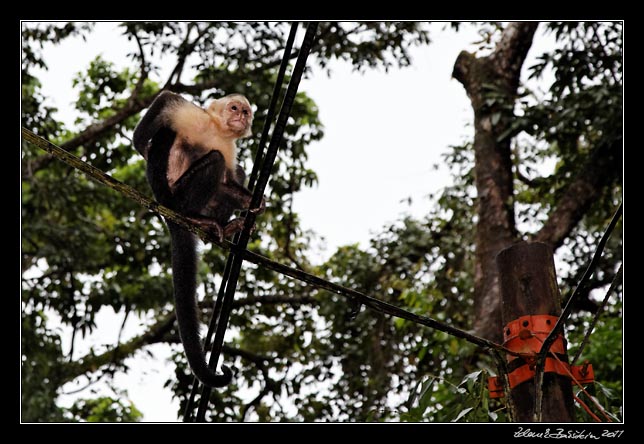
[497,242,575,422]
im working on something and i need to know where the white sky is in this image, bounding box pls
[26,22,554,422]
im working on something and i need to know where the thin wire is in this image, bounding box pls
[573,263,623,364]
[195,22,319,422]
[182,21,299,422]
[551,353,612,422]
[532,332,613,422]
[573,393,602,422]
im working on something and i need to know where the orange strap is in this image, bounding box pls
[508,357,570,388]
[503,314,566,363]
[488,314,594,398]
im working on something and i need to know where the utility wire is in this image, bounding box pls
[533,202,622,421]
[195,22,319,422]
[183,21,300,422]
[21,125,531,359]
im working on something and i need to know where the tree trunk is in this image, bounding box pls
[453,23,539,341]
[497,242,575,422]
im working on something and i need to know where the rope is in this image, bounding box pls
[21,126,518,358]
[194,22,319,422]
[182,21,300,422]
[533,202,622,421]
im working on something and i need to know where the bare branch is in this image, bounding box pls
[240,364,274,421]
[131,31,148,98]
[60,308,276,386]
[234,295,317,308]
[163,23,203,90]
[222,345,274,364]
[60,99,147,152]
[59,311,176,384]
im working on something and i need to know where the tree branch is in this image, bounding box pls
[162,23,215,90]
[533,139,622,248]
[60,311,176,384]
[131,31,148,99]
[59,97,146,152]
[516,168,540,187]
[234,295,317,308]
[61,308,276,385]
[491,22,539,91]
[240,362,276,421]
[222,345,274,364]
[162,23,195,89]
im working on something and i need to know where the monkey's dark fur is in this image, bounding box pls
[134,92,261,387]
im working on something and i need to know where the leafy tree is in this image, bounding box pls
[21,21,621,422]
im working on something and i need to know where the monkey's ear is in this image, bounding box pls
[206,98,222,114]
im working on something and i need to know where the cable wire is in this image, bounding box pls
[182,21,300,422]
[194,22,319,422]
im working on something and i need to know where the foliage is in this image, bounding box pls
[568,299,623,421]
[21,21,621,422]
[21,310,66,422]
[65,397,143,422]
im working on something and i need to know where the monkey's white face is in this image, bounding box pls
[225,99,253,136]
[208,96,253,138]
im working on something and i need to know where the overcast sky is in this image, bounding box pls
[27,22,553,421]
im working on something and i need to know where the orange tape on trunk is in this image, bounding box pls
[503,314,566,363]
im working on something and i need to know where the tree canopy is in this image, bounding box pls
[21,21,622,422]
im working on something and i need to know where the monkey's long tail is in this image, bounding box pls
[168,222,233,388]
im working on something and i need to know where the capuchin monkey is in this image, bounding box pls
[133,91,265,387]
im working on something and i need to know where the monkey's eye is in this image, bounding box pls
[242,109,249,116]
[231,105,238,111]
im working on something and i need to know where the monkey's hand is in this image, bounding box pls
[248,196,266,215]
[223,217,258,238]
[187,216,225,243]
[223,218,246,239]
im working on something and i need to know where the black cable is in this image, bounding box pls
[247,22,300,191]
[23,125,521,359]
[195,22,318,422]
[533,201,622,421]
[537,202,622,363]
[182,22,300,422]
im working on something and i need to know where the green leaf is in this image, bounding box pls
[452,407,474,422]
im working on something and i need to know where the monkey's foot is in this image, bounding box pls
[248,196,266,215]
[187,217,224,243]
